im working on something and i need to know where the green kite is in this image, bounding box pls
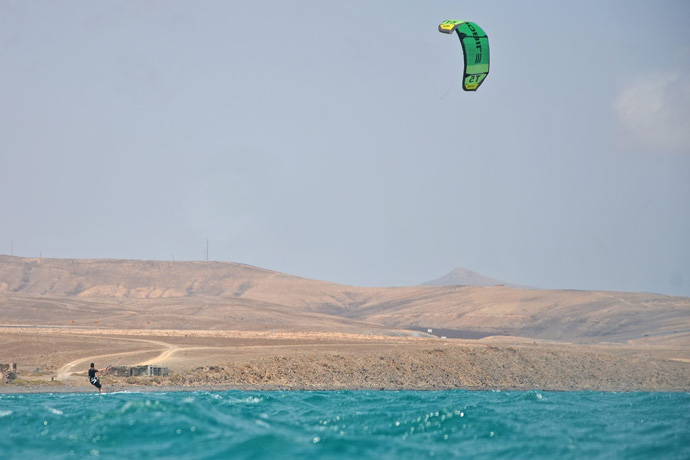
[438,20,490,91]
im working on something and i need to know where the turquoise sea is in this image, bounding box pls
[1,390,688,459]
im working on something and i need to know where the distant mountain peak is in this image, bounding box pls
[422,268,523,288]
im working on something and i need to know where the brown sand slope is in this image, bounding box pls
[1,256,689,392]
[1,255,688,345]
[2,327,689,392]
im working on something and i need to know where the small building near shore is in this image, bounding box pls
[110,365,169,378]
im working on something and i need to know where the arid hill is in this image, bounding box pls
[422,267,525,288]
[0,255,688,346]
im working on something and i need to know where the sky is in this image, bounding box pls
[1,1,689,296]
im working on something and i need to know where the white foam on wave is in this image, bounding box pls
[46,407,64,415]
[0,410,12,417]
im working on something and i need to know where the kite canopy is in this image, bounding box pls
[438,20,490,91]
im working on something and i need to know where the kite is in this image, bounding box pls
[438,20,490,91]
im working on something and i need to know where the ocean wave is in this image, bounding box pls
[0,391,687,460]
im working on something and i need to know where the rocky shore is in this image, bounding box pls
[3,345,689,394]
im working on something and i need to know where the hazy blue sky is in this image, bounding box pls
[2,1,689,296]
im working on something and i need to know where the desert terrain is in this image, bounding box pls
[1,255,688,392]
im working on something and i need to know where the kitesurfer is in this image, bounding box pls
[88,362,103,393]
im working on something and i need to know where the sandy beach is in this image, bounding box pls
[2,327,689,394]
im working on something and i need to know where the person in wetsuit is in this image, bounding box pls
[88,362,102,393]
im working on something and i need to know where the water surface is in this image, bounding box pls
[1,390,687,459]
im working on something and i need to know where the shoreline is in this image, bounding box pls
[3,343,689,394]
[3,327,689,396]
[3,383,690,395]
